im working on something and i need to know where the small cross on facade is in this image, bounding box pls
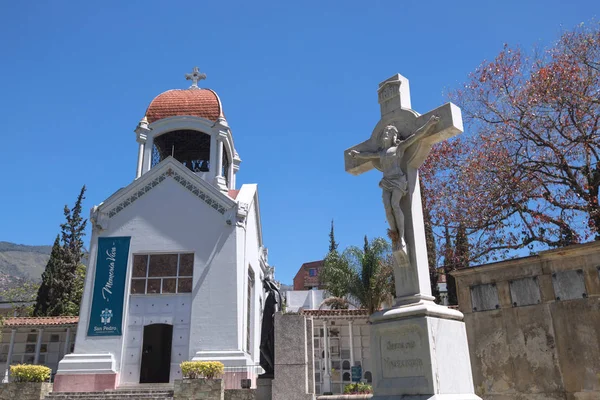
[185,66,207,89]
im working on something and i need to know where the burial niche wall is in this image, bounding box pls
[552,269,587,300]
[470,283,499,312]
[509,277,541,307]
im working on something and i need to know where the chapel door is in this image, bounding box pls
[140,323,173,383]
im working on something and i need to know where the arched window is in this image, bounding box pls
[152,130,211,172]
[342,372,350,382]
[342,360,350,370]
[364,371,372,383]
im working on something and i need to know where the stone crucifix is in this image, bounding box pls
[345,74,463,305]
[185,66,207,88]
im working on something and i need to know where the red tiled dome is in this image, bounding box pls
[145,89,222,123]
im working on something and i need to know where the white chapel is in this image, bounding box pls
[54,68,271,392]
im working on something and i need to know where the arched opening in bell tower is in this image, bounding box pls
[151,130,211,172]
[222,149,230,187]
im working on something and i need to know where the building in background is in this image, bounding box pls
[293,260,324,290]
[1,317,77,382]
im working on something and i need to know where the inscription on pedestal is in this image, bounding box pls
[380,324,425,379]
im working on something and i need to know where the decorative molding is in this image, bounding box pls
[236,202,249,227]
[136,132,147,144]
[107,167,228,218]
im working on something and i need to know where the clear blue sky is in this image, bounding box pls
[0,1,596,284]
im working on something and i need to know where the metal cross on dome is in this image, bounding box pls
[185,66,207,88]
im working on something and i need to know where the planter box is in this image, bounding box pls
[175,378,224,400]
[316,395,373,400]
[0,382,53,400]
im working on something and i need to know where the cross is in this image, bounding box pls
[344,73,463,306]
[185,66,207,89]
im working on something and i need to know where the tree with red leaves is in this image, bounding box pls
[422,22,600,264]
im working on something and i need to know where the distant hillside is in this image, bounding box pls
[0,241,91,302]
[0,241,52,281]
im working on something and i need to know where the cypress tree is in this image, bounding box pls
[454,222,470,269]
[33,186,88,317]
[33,236,62,316]
[328,219,338,253]
[443,225,459,305]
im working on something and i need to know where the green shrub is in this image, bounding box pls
[344,382,373,394]
[180,361,224,379]
[10,364,51,382]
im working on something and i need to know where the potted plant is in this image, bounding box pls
[344,382,373,397]
[174,361,225,400]
[0,365,53,400]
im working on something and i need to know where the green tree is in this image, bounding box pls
[423,23,600,263]
[33,236,63,316]
[33,186,88,317]
[328,219,338,253]
[320,236,394,314]
[320,220,350,300]
[1,279,39,318]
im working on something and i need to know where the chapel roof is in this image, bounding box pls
[145,88,223,123]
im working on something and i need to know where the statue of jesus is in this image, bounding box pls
[349,115,440,258]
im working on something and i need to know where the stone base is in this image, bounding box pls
[256,377,272,400]
[54,353,118,392]
[369,301,481,400]
[175,379,224,400]
[0,382,53,400]
[53,373,118,392]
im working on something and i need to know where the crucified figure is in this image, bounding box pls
[349,115,440,256]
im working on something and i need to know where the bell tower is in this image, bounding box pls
[133,67,241,193]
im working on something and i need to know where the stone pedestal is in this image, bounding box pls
[369,301,481,400]
[53,353,118,392]
[256,377,273,400]
[271,313,314,400]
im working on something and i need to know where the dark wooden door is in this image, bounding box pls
[140,323,173,383]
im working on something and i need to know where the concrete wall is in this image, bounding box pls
[120,294,191,384]
[285,290,327,312]
[453,241,600,400]
[272,313,314,400]
[0,382,52,400]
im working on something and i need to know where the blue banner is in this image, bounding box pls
[87,236,131,336]
[351,365,362,382]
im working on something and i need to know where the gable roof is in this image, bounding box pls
[98,157,237,219]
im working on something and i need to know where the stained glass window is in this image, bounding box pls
[130,253,194,295]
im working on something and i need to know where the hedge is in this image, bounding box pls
[344,382,373,394]
[10,364,51,382]
[180,361,224,379]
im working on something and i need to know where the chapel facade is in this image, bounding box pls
[54,68,271,392]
